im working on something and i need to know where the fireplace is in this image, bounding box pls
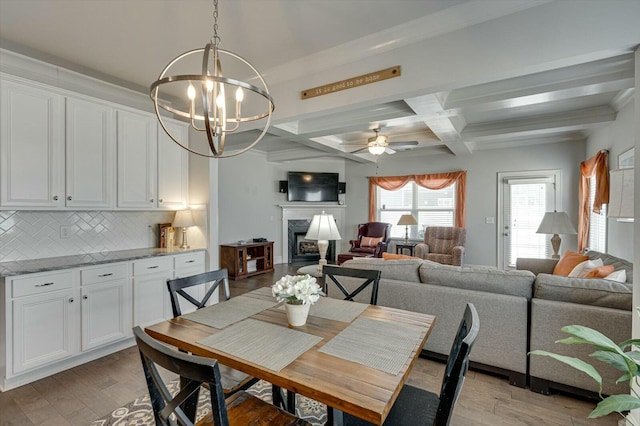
[288,219,335,264]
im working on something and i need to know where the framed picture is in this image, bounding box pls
[618,147,634,169]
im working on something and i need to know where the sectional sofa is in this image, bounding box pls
[338,252,633,396]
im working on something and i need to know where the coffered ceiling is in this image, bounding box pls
[0,0,637,163]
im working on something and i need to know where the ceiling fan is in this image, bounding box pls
[343,129,418,155]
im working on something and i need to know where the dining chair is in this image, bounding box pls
[133,326,311,426]
[166,269,259,397]
[343,303,480,426]
[322,265,382,305]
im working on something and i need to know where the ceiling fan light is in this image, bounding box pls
[368,145,386,155]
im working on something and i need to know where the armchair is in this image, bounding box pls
[348,222,392,258]
[415,226,466,266]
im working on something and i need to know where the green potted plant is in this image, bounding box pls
[530,308,640,423]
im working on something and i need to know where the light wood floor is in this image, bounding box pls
[0,264,621,426]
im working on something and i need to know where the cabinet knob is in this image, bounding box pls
[67,196,72,201]
[53,195,59,201]
[83,295,88,300]
[68,297,74,303]
[159,198,163,203]
[150,198,154,203]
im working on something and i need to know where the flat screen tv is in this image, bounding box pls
[287,172,339,202]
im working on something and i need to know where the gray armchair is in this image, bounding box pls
[415,226,466,266]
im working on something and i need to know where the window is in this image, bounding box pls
[377,183,456,239]
[587,175,607,252]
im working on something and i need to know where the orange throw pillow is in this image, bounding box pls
[584,265,615,279]
[361,236,383,247]
[553,251,588,276]
[382,252,419,260]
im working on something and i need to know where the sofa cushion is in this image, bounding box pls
[342,258,426,283]
[585,250,633,284]
[553,251,588,276]
[418,263,535,299]
[534,273,632,310]
[382,252,419,260]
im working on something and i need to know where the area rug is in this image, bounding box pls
[90,380,327,425]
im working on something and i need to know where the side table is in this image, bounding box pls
[396,243,417,256]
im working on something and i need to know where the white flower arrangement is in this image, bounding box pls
[272,274,323,305]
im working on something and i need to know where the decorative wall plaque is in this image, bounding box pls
[301,66,401,100]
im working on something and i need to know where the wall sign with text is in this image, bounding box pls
[301,66,401,100]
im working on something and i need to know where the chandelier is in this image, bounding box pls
[150,0,275,158]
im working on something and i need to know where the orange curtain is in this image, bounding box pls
[578,151,609,252]
[368,171,467,227]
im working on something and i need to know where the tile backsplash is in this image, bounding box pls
[0,210,176,262]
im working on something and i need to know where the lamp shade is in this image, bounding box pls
[536,211,577,235]
[305,211,341,241]
[397,214,417,226]
[609,169,634,219]
[173,210,195,228]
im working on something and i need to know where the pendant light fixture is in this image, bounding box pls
[150,0,275,158]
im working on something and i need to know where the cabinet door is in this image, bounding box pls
[133,272,172,327]
[158,120,189,209]
[81,279,131,351]
[65,97,115,208]
[12,289,79,374]
[117,109,158,208]
[0,80,65,207]
[173,253,207,315]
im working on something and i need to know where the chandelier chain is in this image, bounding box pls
[212,0,220,46]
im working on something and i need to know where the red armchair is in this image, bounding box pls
[349,222,392,258]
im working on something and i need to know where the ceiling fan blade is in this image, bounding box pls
[349,147,369,154]
[387,141,418,147]
[385,147,396,155]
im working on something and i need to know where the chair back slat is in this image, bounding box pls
[322,265,381,305]
[133,326,229,426]
[435,303,479,425]
[167,269,230,317]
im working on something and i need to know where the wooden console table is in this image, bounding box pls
[220,241,274,280]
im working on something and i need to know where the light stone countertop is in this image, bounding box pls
[0,247,206,277]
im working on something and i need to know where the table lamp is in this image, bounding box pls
[536,211,577,259]
[173,210,195,249]
[397,214,417,243]
[305,211,341,274]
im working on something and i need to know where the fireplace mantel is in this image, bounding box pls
[279,204,346,264]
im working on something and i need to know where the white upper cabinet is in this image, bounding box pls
[158,120,189,209]
[65,97,115,208]
[117,109,158,209]
[0,80,65,208]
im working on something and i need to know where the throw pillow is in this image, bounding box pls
[584,265,615,279]
[605,270,627,283]
[382,252,419,260]
[553,251,589,276]
[568,259,604,278]
[360,236,383,247]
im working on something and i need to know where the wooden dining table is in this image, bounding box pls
[145,287,436,425]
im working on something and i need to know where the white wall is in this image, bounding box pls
[345,141,585,266]
[217,152,346,264]
[586,100,635,261]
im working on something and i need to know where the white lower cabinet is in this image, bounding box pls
[80,264,131,351]
[12,286,79,375]
[1,251,206,391]
[132,257,174,327]
[172,252,207,315]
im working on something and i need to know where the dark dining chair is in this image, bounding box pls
[133,326,311,426]
[343,303,480,426]
[322,265,382,305]
[166,269,259,397]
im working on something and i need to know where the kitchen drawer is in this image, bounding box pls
[12,271,74,298]
[174,252,205,270]
[81,263,128,285]
[132,257,173,276]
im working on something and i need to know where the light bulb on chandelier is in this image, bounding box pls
[150,0,274,158]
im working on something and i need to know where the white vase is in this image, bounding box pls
[285,302,311,326]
